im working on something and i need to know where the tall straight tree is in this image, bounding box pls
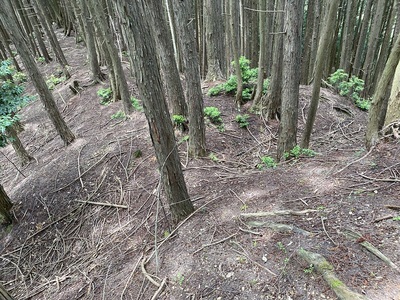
[172,0,206,157]
[0,0,75,145]
[204,0,226,81]
[116,0,194,223]
[339,0,358,74]
[228,0,244,107]
[145,0,188,117]
[277,0,305,160]
[253,0,267,104]
[302,0,341,148]
[366,32,400,149]
[88,0,132,114]
[253,0,285,118]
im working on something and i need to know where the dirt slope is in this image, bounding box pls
[0,32,399,300]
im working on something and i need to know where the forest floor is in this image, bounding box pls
[1,31,400,300]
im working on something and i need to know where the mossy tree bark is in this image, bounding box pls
[116,0,194,223]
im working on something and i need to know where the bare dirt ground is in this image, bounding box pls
[1,32,399,300]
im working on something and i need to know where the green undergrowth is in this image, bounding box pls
[328,69,371,111]
[207,56,269,101]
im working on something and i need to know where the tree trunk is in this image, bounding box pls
[362,0,386,96]
[172,0,207,157]
[277,0,304,161]
[301,0,316,84]
[79,0,105,83]
[339,0,358,74]
[5,125,33,166]
[307,0,322,83]
[366,32,400,149]
[0,184,13,225]
[254,0,285,119]
[145,0,188,117]
[229,0,244,107]
[385,59,400,126]
[353,0,373,77]
[116,0,194,223]
[88,0,132,114]
[253,0,267,104]
[204,0,226,81]
[301,0,341,149]
[33,0,71,79]
[0,0,75,146]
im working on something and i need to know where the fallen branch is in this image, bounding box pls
[150,277,167,300]
[193,233,237,254]
[141,257,161,287]
[297,248,366,300]
[246,221,313,236]
[373,215,394,223]
[344,229,400,273]
[334,146,375,175]
[241,209,317,218]
[75,200,128,209]
[385,205,400,211]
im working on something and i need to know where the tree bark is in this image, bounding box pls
[384,58,400,126]
[172,0,207,157]
[5,125,33,166]
[145,0,188,117]
[79,0,105,83]
[253,0,285,119]
[229,0,244,107]
[116,0,194,223]
[0,0,75,146]
[88,0,132,114]
[302,0,340,149]
[0,184,13,225]
[366,32,400,149]
[253,0,267,105]
[277,0,304,161]
[301,0,316,84]
[339,0,358,74]
[204,0,226,81]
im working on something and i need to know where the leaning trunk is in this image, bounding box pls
[0,184,13,225]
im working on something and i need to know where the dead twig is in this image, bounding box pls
[141,257,161,287]
[238,227,262,236]
[193,233,238,254]
[75,200,128,209]
[373,215,394,223]
[321,217,337,246]
[121,254,143,300]
[334,146,375,175]
[150,277,167,300]
[385,205,400,211]
[358,173,400,183]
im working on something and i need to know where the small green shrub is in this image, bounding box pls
[130,97,143,111]
[12,71,27,83]
[204,106,222,124]
[173,114,187,131]
[98,88,112,105]
[111,110,125,119]
[207,85,224,96]
[393,216,400,221]
[257,156,276,169]
[36,56,46,63]
[284,145,316,159]
[209,153,219,162]
[235,114,250,128]
[206,56,267,101]
[328,69,371,111]
[46,74,66,90]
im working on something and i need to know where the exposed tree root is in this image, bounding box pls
[344,229,400,274]
[297,249,366,300]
